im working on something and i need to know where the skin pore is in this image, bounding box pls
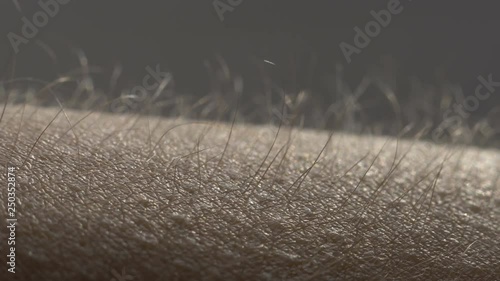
[0,102,499,280]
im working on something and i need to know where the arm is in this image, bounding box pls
[1,104,499,280]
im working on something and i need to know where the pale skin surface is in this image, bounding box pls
[0,104,499,280]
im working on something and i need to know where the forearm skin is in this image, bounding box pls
[0,105,499,280]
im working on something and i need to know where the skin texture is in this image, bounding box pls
[0,104,499,280]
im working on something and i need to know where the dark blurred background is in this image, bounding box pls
[1,0,499,145]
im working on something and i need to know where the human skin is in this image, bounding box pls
[0,104,499,280]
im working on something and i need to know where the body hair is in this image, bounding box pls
[0,92,499,280]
